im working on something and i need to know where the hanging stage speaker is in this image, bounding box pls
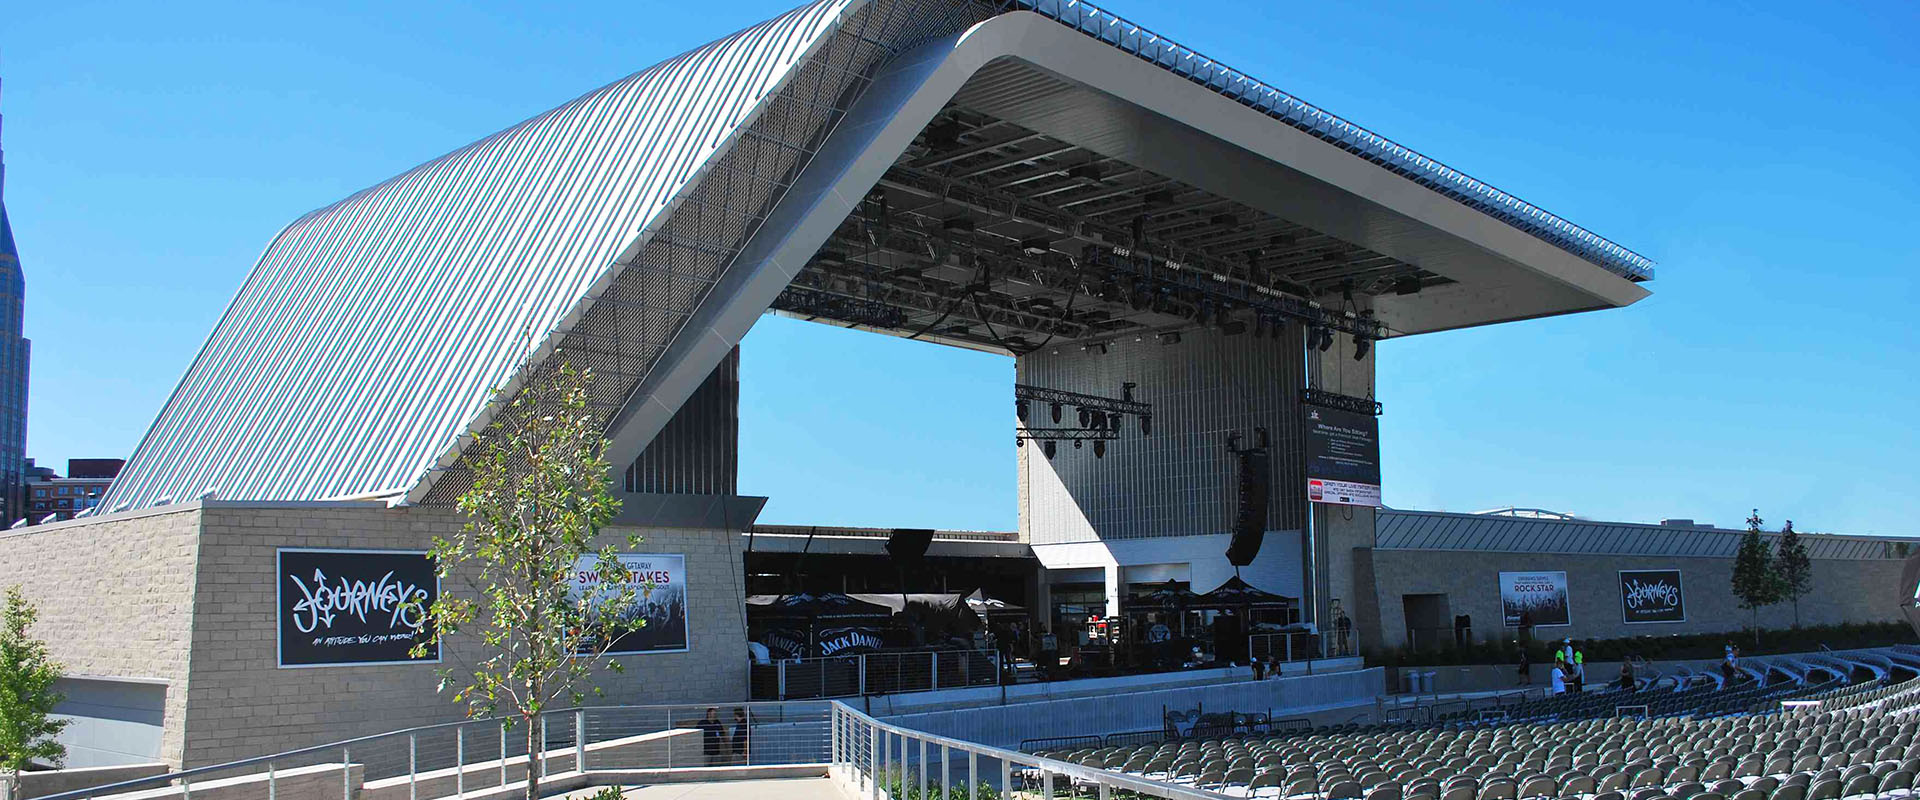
[886,528,934,564]
[1226,448,1270,566]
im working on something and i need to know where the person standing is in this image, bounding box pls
[1548,662,1566,696]
[729,708,750,765]
[1517,647,1532,686]
[699,708,726,766]
[1572,644,1586,693]
[1251,655,1266,681]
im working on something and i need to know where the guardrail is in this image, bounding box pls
[32,701,832,800]
[1249,630,1357,662]
[750,649,1001,700]
[830,701,1228,799]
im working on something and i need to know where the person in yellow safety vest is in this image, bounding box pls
[1573,647,1586,692]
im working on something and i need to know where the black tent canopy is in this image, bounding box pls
[1194,576,1295,609]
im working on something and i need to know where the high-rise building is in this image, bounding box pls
[24,458,121,523]
[0,78,30,525]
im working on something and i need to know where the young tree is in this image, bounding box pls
[1,586,70,795]
[1775,520,1813,628]
[1730,509,1783,646]
[410,364,647,800]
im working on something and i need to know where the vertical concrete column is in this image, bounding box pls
[1104,564,1123,620]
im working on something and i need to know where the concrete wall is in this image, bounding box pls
[0,506,203,766]
[1364,547,1906,649]
[1017,325,1310,546]
[0,501,752,771]
[884,667,1383,749]
[180,504,749,767]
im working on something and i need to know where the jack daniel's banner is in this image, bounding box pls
[277,549,439,667]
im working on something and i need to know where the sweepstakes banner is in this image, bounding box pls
[1499,571,1570,627]
[570,553,690,654]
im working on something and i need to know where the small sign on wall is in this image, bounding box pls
[1619,569,1686,624]
[277,548,439,668]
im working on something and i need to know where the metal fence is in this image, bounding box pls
[1249,630,1359,662]
[33,701,832,800]
[830,701,1228,799]
[750,649,1001,700]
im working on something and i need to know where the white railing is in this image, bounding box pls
[32,701,832,800]
[829,701,1228,799]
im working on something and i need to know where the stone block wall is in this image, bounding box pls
[182,503,750,767]
[1364,547,1905,650]
[0,507,204,766]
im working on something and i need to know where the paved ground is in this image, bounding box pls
[557,777,847,800]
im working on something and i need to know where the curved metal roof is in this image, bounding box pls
[1377,509,1912,561]
[103,0,1655,512]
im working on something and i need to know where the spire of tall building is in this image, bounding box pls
[0,74,30,524]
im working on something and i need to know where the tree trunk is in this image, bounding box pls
[1752,607,1761,648]
[525,714,540,800]
[1794,597,1801,629]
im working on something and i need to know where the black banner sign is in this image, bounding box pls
[277,549,439,668]
[1619,570,1686,624]
[1304,404,1381,506]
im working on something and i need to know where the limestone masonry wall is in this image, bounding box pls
[1365,547,1904,649]
[0,507,204,766]
[183,504,750,767]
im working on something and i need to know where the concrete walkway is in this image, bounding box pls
[557,777,846,800]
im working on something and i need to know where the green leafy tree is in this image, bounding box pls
[1,587,70,794]
[1731,509,1784,645]
[410,364,645,800]
[1775,520,1813,628]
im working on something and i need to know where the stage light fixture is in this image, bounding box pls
[1093,440,1107,458]
[1078,408,1091,428]
[1317,327,1335,352]
[1017,399,1029,422]
[1157,331,1181,345]
[1141,415,1153,436]
[1394,275,1423,295]
[1050,403,1063,424]
[1043,440,1057,459]
[1353,336,1372,361]
[1073,440,1083,450]
[1195,300,1215,326]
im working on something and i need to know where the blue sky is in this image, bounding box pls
[3,1,1915,534]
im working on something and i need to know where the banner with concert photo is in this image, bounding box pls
[1619,569,1686,624]
[1499,571,1571,628]
[277,548,439,668]
[568,553,690,655]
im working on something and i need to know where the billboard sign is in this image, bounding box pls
[569,554,690,654]
[1619,569,1686,624]
[277,549,439,668]
[1499,571,1570,628]
[1304,405,1381,507]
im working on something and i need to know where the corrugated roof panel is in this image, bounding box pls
[1376,510,1913,561]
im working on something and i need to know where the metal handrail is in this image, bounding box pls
[34,700,824,800]
[829,700,1230,799]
